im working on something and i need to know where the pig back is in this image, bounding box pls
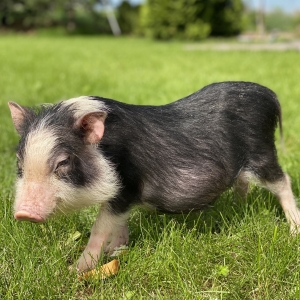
[99,81,281,212]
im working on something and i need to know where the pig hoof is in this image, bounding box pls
[76,252,99,273]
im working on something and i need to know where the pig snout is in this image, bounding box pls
[14,210,45,223]
[14,181,57,223]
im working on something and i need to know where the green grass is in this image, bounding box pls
[1,35,300,299]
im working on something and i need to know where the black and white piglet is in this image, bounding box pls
[8,81,300,272]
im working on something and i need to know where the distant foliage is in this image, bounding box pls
[209,0,244,36]
[0,0,56,29]
[117,1,140,35]
[139,0,211,40]
[0,0,244,38]
[265,9,297,32]
[242,5,300,34]
[0,0,111,34]
[139,0,244,40]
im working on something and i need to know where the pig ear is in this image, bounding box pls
[8,101,30,135]
[77,112,106,145]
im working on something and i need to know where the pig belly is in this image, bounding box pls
[143,196,219,213]
[141,179,229,213]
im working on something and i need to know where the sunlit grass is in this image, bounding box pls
[0,35,300,299]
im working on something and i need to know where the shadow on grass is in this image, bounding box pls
[127,187,287,246]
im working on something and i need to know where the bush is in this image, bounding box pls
[68,12,111,35]
[184,20,211,40]
[0,0,112,35]
[140,0,244,40]
[140,0,212,40]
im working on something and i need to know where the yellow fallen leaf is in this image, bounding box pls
[78,259,120,281]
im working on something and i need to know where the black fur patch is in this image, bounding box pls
[97,81,284,213]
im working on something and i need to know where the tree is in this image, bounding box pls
[139,0,244,40]
[116,1,140,35]
[140,0,211,40]
[0,0,56,29]
[209,0,244,36]
[0,0,111,34]
[265,8,295,32]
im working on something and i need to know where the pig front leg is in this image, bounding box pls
[77,205,129,272]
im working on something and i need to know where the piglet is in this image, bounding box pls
[8,81,300,272]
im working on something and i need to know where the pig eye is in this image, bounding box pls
[55,156,71,178]
[56,157,70,169]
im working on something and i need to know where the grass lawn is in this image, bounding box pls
[1,35,300,299]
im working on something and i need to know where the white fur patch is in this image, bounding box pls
[60,96,108,119]
[23,128,57,180]
[14,127,59,218]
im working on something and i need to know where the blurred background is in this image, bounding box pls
[1,0,300,41]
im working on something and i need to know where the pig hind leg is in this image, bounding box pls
[246,154,300,234]
[263,173,300,234]
[233,171,249,199]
